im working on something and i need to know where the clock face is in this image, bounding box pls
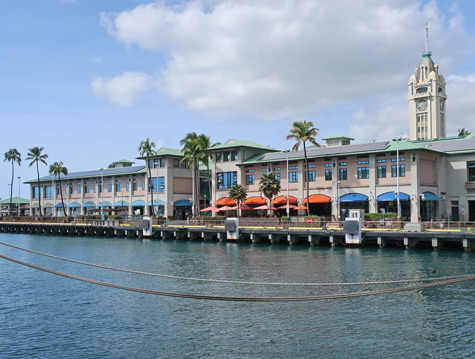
[417,99,427,111]
[440,101,444,111]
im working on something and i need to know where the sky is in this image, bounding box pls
[1,0,475,200]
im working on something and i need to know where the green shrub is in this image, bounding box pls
[365,212,397,219]
[107,214,121,219]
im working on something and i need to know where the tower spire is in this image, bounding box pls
[423,23,432,57]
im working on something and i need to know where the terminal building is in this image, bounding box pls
[26,44,475,222]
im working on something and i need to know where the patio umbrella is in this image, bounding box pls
[295,205,308,210]
[276,204,298,210]
[217,205,238,212]
[200,206,219,212]
[239,204,254,211]
[254,204,278,210]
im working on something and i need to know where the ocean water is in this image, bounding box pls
[0,233,473,359]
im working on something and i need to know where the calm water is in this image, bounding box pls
[0,233,473,359]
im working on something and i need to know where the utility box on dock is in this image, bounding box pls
[141,216,153,237]
[225,218,239,240]
[343,213,363,244]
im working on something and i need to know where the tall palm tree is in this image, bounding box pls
[4,148,21,215]
[259,172,281,213]
[228,184,247,217]
[26,147,48,216]
[286,121,319,214]
[197,134,212,207]
[138,138,156,216]
[181,133,205,217]
[49,161,68,217]
[458,128,471,137]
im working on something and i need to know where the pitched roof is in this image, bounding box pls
[25,165,146,184]
[0,196,29,204]
[209,138,278,151]
[153,148,183,157]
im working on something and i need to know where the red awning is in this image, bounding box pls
[215,197,236,206]
[272,195,298,205]
[303,194,331,204]
[243,196,266,205]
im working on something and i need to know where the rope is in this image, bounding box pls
[1,254,473,302]
[0,241,469,287]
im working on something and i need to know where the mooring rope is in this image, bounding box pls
[1,254,473,302]
[0,241,471,287]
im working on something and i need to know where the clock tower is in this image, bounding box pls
[408,24,447,141]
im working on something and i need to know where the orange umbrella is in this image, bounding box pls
[200,206,219,212]
[295,205,308,210]
[276,204,298,210]
[254,205,278,210]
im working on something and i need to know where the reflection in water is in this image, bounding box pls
[0,234,473,359]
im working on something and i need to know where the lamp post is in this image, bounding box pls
[337,180,341,222]
[17,176,21,216]
[393,137,401,219]
[285,149,290,217]
[100,168,104,219]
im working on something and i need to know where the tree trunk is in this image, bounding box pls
[59,175,67,217]
[10,161,14,215]
[37,161,42,216]
[304,141,309,214]
[148,156,154,217]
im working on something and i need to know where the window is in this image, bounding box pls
[377,166,386,178]
[274,167,281,171]
[262,168,268,172]
[231,151,237,161]
[391,164,406,177]
[325,169,332,181]
[126,183,130,191]
[174,159,180,168]
[107,184,112,192]
[99,185,102,193]
[70,186,74,194]
[216,152,222,162]
[305,170,316,182]
[223,151,230,162]
[325,163,332,168]
[339,162,347,166]
[142,182,145,190]
[151,177,165,192]
[56,186,61,196]
[307,164,316,169]
[245,169,255,173]
[289,166,298,170]
[391,158,405,162]
[116,183,122,192]
[77,186,81,194]
[217,171,237,189]
[339,168,347,180]
[289,172,298,183]
[468,162,475,182]
[377,159,386,163]
[133,182,138,191]
[357,167,370,179]
[152,159,160,168]
[94,185,96,193]
[274,173,281,182]
[246,175,255,185]
[357,160,369,165]
[34,187,41,199]
[85,185,90,194]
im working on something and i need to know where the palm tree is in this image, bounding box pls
[181,133,205,217]
[228,184,247,217]
[49,161,68,217]
[197,134,212,207]
[458,128,471,137]
[4,148,21,215]
[138,138,156,216]
[286,121,319,214]
[26,147,48,216]
[259,172,281,213]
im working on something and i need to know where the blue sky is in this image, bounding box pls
[1,0,475,200]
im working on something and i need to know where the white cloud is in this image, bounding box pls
[91,72,153,107]
[99,0,473,122]
[445,74,475,135]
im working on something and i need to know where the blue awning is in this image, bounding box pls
[130,200,145,207]
[97,201,111,208]
[376,192,410,202]
[68,202,80,208]
[174,199,192,207]
[147,200,163,206]
[55,202,66,208]
[83,201,95,208]
[113,200,128,207]
[339,193,368,202]
[422,192,443,201]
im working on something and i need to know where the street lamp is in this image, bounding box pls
[17,176,21,216]
[100,168,104,219]
[285,149,290,217]
[393,137,402,219]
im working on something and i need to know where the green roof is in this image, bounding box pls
[322,135,354,141]
[209,138,277,151]
[154,148,183,157]
[110,159,134,166]
[0,196,29,204]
